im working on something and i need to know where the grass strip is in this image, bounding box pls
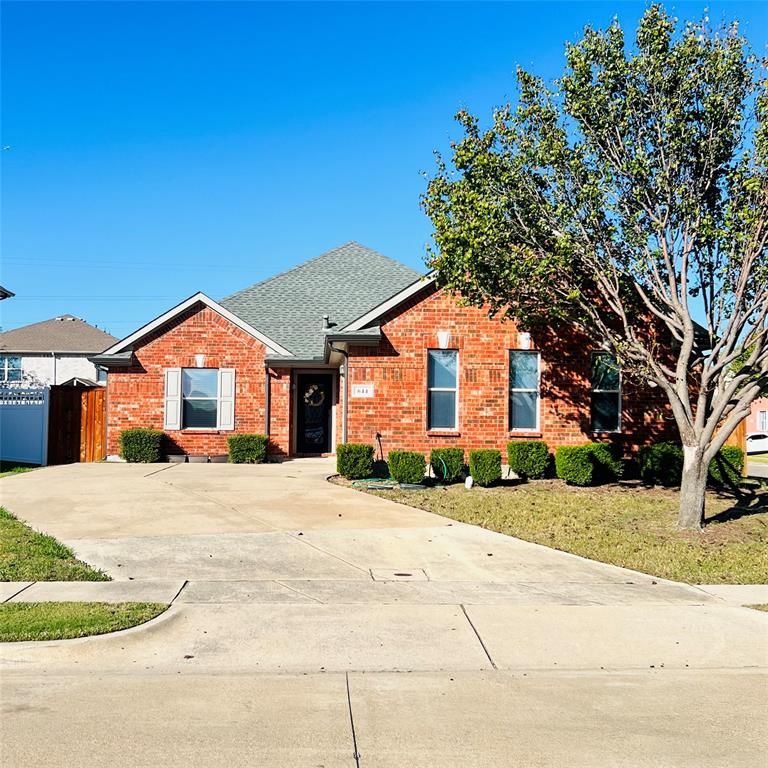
[0,602,167,642]
[0,507,109,581]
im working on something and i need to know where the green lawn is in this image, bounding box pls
[0,507,164,642]
[367,481,768,584]
[0,602,166,642]
[748,453,768,465]
[748,604,768,612]
[0,507,108,581]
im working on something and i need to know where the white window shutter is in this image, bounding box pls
[164,368,182,430]
[217,368,235,430]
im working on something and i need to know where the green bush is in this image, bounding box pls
[638,442,684,486]
[555,446,594,486]
[227,434,268,464]
[388,450,426,484]
[430,447,465,483]
[469,449,502,487]
[506,440,550,480]
[555,443,623,486]
[336,443,375,479]
[119,428,163,463]
[589,442,624,483]
[636,442,744,488]
[708,446,744,488]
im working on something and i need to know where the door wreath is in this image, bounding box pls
[303,383,326,407]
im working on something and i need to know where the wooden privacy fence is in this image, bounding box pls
[48,386,106,464]
[723,418,748,476]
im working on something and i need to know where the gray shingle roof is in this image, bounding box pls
[221,242,422,357]
[0,315,118,353]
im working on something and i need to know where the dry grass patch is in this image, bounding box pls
[365,480,767,584]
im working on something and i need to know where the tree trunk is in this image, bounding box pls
[677,445,708,531]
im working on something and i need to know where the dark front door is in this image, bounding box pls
[296,373,333,454]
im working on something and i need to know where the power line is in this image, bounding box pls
[9,295,181,300]
[2,257,260,269]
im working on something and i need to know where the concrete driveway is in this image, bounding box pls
[1,460,766,767]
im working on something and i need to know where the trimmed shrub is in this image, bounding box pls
[588,442,624,483]
[469,449,502,487]
[228,433,268,464]
[555,443,623,486]
[555,446,594,486]
[336,443,375,479]
[506,440,549,480]
[638,442,684,486]
[388,450,426,484]
[708,446,744,488]
[430,447,465,483]
[119,428,163,463]
[637,442,744,489]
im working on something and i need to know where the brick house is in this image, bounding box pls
[93,242,677,460]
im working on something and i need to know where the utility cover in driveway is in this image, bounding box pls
[370,568,429,582]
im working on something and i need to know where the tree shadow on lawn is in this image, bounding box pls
[705,485,768,526]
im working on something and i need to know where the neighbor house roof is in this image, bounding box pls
[0,285,14,300]
[221,242,422,358]
[0,315,118,354]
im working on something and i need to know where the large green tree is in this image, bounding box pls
[423,5,767,530]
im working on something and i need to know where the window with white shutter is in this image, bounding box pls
[217,368,235,430]
[164,368,182,430]
[164,367,237,430]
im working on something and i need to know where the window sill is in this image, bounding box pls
[178,428,230,434]
[590,430,622,436]
[427,430,461,437]
[508,431,543,438]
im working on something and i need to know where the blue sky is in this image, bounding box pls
[2,1,766,338]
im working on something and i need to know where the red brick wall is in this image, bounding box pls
[346,285,677,458]
[268,367,292,454]
[107,288,679,461]
[106,305,292,457]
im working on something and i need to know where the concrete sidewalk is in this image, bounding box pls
[1,460,766,766]
[3,599,766,674]
[698,583,768,605]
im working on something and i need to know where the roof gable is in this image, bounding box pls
[341,273,437,332]
[0,315,118,353]
[220,242,422,358]
[103,293,292,356]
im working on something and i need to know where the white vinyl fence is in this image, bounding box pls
[0,387,49,465]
